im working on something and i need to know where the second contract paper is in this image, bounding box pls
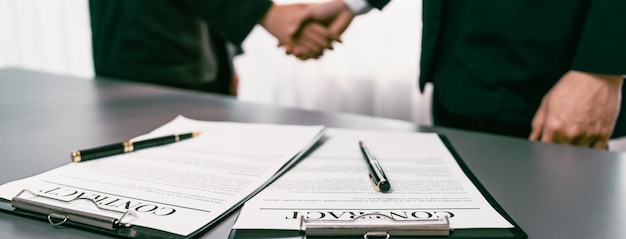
[233,128,513,230]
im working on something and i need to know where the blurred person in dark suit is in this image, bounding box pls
[290,0,626,149]
[90,0,335,96]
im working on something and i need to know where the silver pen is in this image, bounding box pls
[358,141,391,192]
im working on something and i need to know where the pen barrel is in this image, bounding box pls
[359,141,391,192]
[71,132,196,162]
[368,160,388,181]
[368,165,391,192]
[74,142,127,162]
[133,133,192,150]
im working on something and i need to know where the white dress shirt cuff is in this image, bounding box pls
[342,0,373,15]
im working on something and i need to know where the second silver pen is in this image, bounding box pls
[358,141,391,192]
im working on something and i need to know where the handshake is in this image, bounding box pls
[260,0,357,60]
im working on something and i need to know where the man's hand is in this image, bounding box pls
[260,3,333,59]
[529,70,623,149]
[285,0,356,60]
[289,0,356,41]
[289,22,335,60]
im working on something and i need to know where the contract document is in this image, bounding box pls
[233,128,514,230]
[0,116,325,237]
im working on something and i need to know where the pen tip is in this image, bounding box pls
[192,131,201,137]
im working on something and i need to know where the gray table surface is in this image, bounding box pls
[1,68,624,239]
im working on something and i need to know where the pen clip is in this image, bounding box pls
[301,212,450,237]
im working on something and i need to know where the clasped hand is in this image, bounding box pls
[260,0,355,60]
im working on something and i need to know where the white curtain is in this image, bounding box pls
[0,0,93,78]
[235,0,432,125]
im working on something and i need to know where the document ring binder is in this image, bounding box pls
[300,212,450,238]
[10,189,137,230]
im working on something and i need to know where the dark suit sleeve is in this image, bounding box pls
[366,0,391,10]
[571,0,626,75]
[183,0,273,45]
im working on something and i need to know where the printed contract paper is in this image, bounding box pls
[233,128,514,230]
[0,116,325,236]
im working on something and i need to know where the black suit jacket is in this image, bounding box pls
[90,0,272,94]
[419,0,626,135]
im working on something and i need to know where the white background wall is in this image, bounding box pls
[236,0,430,124]
[0,0,93,78]
[0,0,431,125]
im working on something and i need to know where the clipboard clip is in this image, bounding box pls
[10,189,136,230]
[300,212,450,238]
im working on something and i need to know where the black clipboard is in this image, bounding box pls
[0,189,184,238]
[0,188,238,239]
[230,134,527,239]
[0,168,291,239]
[0,132,326,239]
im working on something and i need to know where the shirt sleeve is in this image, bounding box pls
[343,0,372,14]
[571,0,626,75]
[343,0,390,15]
